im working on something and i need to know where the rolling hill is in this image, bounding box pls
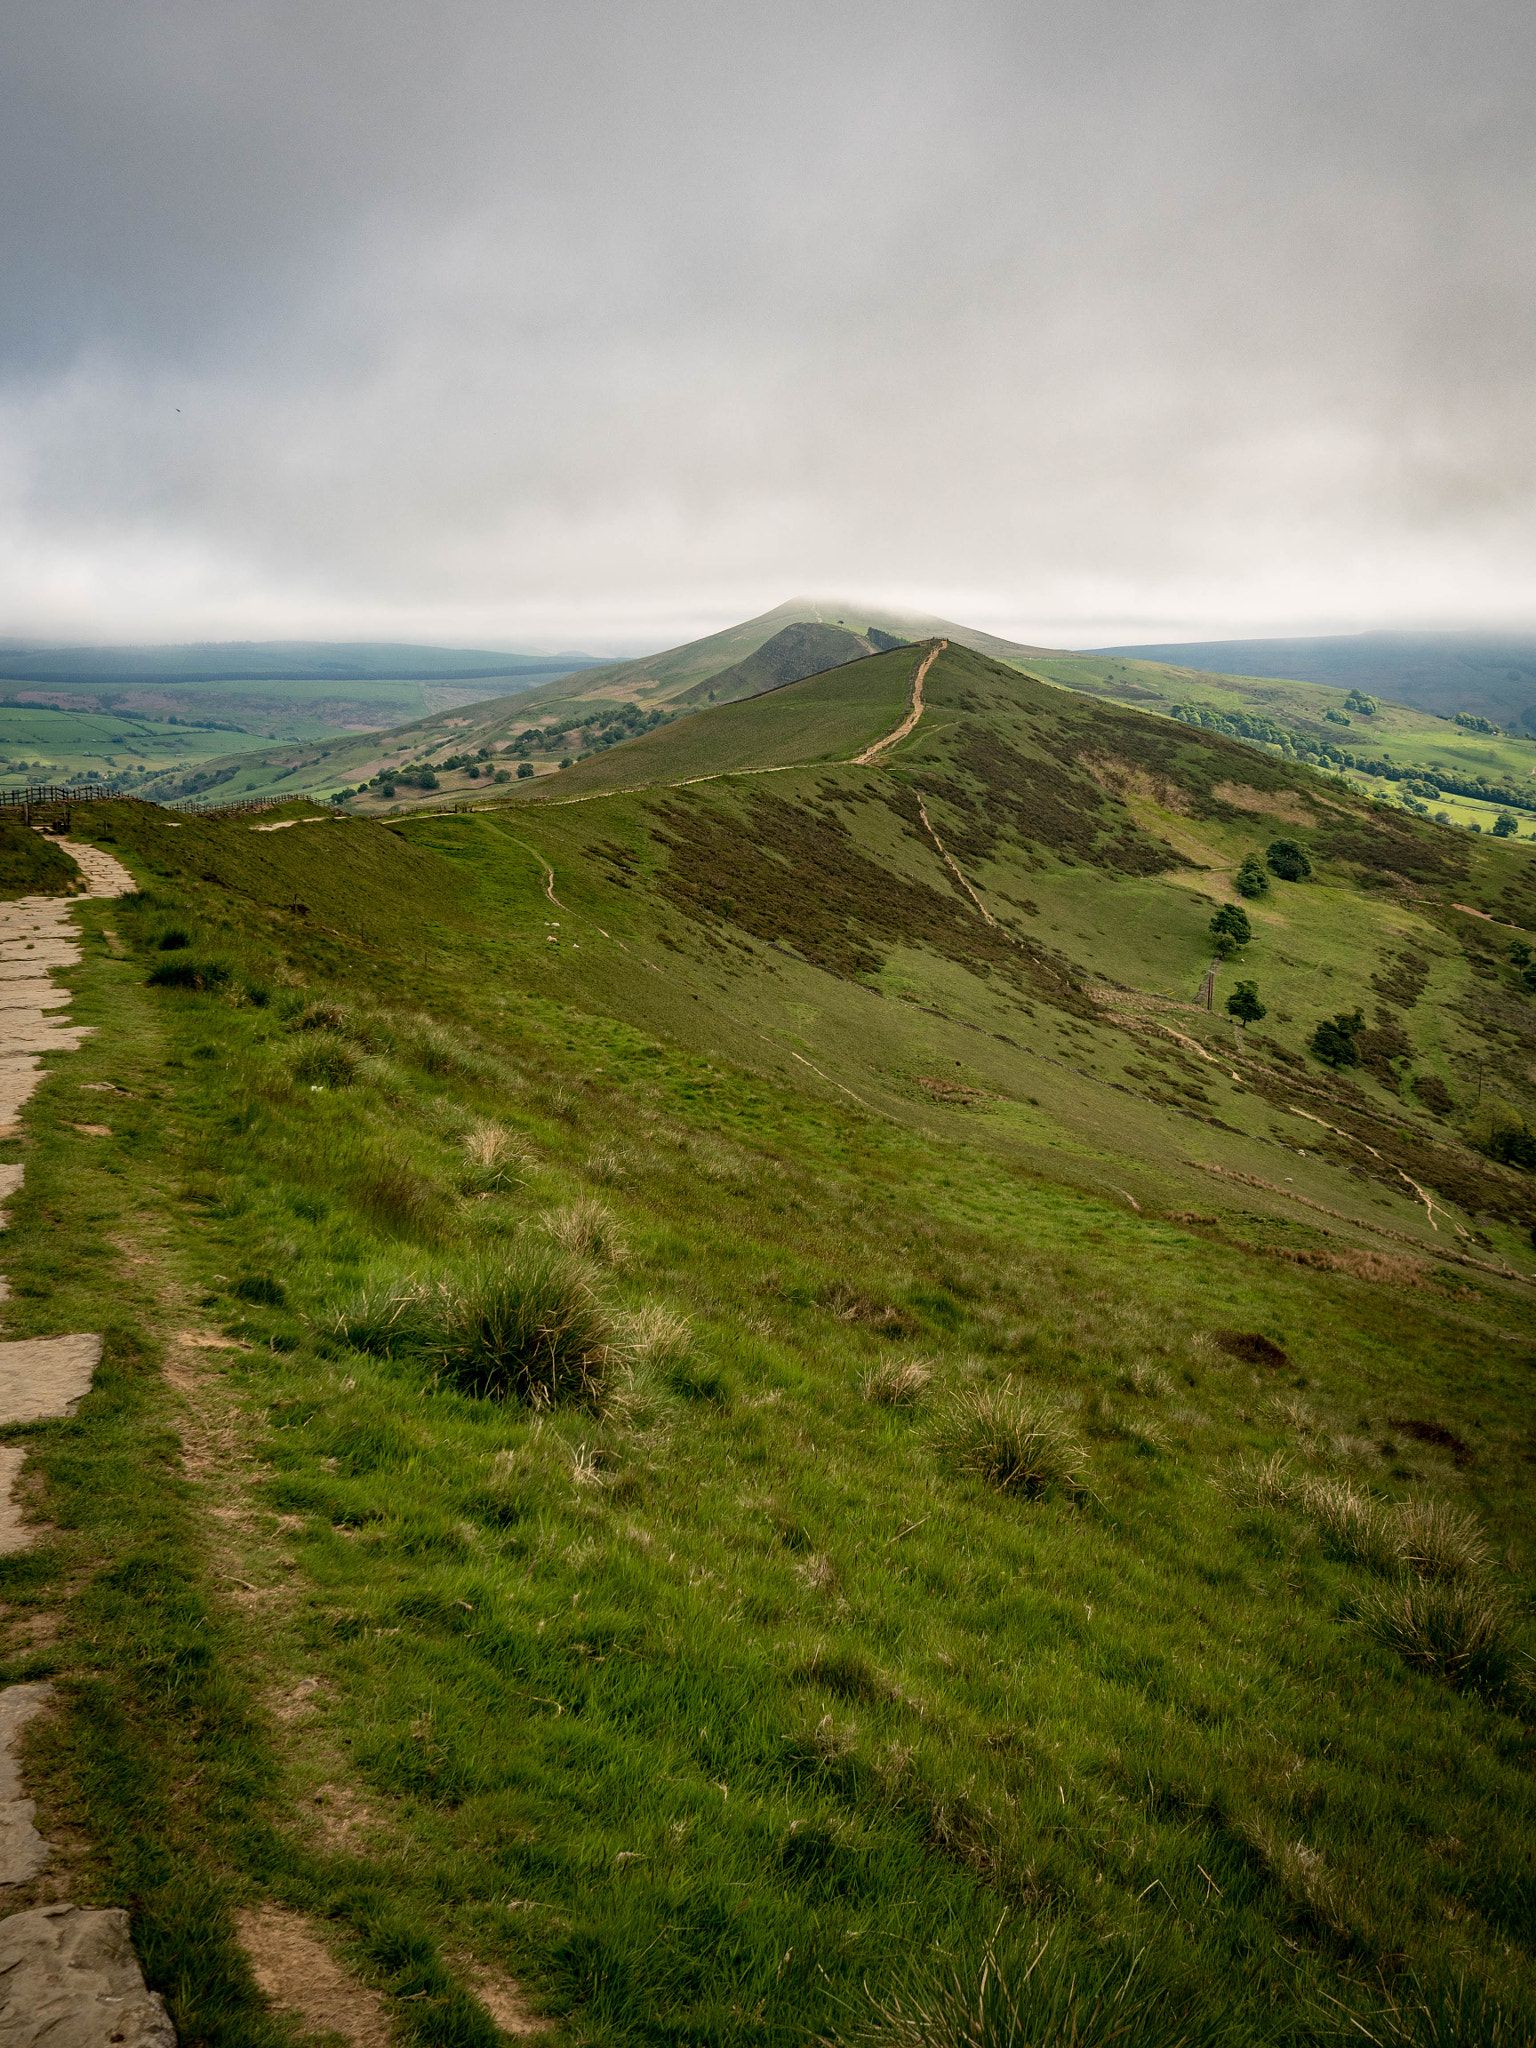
[13,637,1536,2043]
[1095,629,1536,728]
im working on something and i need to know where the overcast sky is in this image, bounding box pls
[2,0,1533,653]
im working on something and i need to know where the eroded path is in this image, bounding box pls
[0,836,175,2045]
[853,638,945,764]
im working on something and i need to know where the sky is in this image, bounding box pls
[2,0,1534,655]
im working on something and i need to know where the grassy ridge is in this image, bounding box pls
[1,671,1534,2046]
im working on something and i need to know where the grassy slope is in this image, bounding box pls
[1025,654,1536,833]
[0,821,86,896]
[0,660,1533,2043]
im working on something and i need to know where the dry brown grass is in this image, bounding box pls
[457,1119,529,1195]
[543,1198,628,1265]
[861,1357,934,1407]
[1394,1498,1492,1584]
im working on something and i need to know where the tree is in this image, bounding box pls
[1309,1009,1365,1068]
[1509,940,1531,967]
[517,761,535,779]
[1493,812,1518,837]
[1521,962,1536,993]
[1226,980,1266,1023]
[1234,855,1270,899]
[1266,838,1312,881]
[1344,690,1379,715]
[1209,903,1252,955]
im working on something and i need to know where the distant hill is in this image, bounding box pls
[0,638,603,688]
[505,597,1055,720]
[1093,630,1536,729]
[674,621,906,706]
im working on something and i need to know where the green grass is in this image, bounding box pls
[4,660,1536,2046]
[0,819,86,896]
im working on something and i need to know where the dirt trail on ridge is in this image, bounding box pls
[854,638,946,765]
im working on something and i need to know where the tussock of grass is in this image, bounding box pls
[862,1356,934,1407]
[336,1247,619,1406]
[543,1197,627,1264]
[932,1388,1085,1498]
[346,1153,445,1238]
[146,955,230,991]
[1395,1497,1493,1584]
[291,1029,359,1087]
[1360,1579,1525,1701]
[1295,1474,1402,1574]
[457,1118,527,1195]
[624,1302,691,1365]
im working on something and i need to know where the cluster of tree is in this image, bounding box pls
[1208,902,1251,957]
[1454,712,1502,734]
[576,703,672,754]
[1309,1007,1366,1068]
[1339,757,1536,813]
[512,723,574,755]
[1233,838,1312,898]
[1167,700,1535,820]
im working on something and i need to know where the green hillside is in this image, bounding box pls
[10,644,1536,2044]
[673,621,904,706]
[1025,651,1536,837]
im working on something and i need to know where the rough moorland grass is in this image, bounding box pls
[9,802,1536,2047]
[931,1387,1085,1497]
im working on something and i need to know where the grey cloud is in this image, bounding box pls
[2,0,1534,649]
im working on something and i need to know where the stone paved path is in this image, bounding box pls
[0,837,176,2043]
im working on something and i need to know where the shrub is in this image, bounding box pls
[1360,1579,1523,1700]
[1469,1101,1536,1168]
[1266,838,1312,881]
[543,1199,627,1264]
[146,956,231,991]
[932,1389,1085,1498]
[1411,1072,1454,1115]
[292,1032,359,1088]
[155,927,192,951]
[1233,855,1270,899]
[1309,1009,1364,1068]
[862,1357,934,1407]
